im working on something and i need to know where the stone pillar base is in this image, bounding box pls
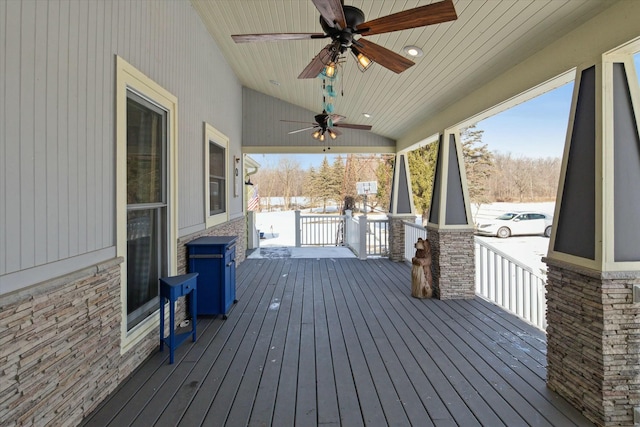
[545,258,640,426]
[426,226,475,299]
[387,214,417,262]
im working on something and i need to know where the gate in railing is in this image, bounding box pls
[365,218,389,257]
[295,211,346,247]
[342,212,390,259]
[293,210,389,258]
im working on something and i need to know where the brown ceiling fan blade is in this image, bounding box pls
[281,120,318,125]
[356,0,457,36]
[311,0,346,29]
[334,123,372,131]
[354,39,414,74]
[232,33,325,43]
[288,126,318,135]
[328,114,346,124]
[298,44,334,79]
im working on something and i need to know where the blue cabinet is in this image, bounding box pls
[186,236,237,318]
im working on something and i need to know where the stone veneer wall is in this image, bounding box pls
[0,258,150,426]
[177,216,246,274]
[0,216,247,426]
[545,259,640,427]
[426,227,475,299]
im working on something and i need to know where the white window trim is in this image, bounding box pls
[204,123,230,228]
[116,56,179,354]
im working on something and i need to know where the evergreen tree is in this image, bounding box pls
[461,125,494,218]
[375,155,394,212]
[408,142,439,224]
[317,156,334,212]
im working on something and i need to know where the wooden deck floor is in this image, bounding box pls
[83,258,593,427]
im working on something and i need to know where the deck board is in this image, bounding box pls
[83,257,594,427]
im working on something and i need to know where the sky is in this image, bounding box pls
[475,82,573,159]
[257,53,640,169]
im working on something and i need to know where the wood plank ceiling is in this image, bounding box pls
[191,0,614,141]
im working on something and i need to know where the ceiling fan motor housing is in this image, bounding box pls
[319,5,365,49]
[315,113,329,129]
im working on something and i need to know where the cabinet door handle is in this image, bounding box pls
[226,259,236,267]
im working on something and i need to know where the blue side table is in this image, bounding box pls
[159,273,198,364]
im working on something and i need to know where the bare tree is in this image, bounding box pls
[276,157,302,210]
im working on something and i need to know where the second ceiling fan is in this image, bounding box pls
[282,111,372,142]
[232,0,457,78]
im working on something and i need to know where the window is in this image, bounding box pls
[209,142,225,215]
[116,56,178,352]
[125,92,168,329]
[204,123,229,227]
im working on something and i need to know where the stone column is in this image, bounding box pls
[387,153,417,262]
[387,213,416,262]
[544,53,640,425]
[425,130,476,299]
[546,260,640,426]
[427,226,475,299]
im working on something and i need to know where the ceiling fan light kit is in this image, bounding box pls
[231,0,457,77]
[242,0,458,148]
[322,62,337,78]
[351,47,373,72]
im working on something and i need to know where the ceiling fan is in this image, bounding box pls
[231,0,458,78]
[282,111,372,143]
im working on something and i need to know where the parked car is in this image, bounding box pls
[475,212,553,238]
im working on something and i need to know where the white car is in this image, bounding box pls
[475,212,553,238]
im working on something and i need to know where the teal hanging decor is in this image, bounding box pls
[320,62,342,116]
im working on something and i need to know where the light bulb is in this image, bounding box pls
[329,130,337,140]
[319,133,325,142]
[324,63,336,78]
[312,130,321,139]
[357,53,371,69]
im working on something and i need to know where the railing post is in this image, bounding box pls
[295,210,301,247]
[344,210,352,246]
[358,215,367,260]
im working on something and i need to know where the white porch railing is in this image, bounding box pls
[401,221,547,331]
[295,211,347,247]
[342,212,390,259]
[293,210,389,259]
[364,218,390,257]
[475,237,547,330]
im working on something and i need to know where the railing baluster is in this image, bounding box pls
[474,237,547,330]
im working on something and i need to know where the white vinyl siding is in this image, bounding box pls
[0,0,242,295]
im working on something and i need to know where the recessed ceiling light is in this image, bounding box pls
[363,113,372,118]
[269,79,281,86]
[403,45,423,57]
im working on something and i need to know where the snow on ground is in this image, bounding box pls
[255,202,555,273]
[255,210,298,247]
[473,202,555,276]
